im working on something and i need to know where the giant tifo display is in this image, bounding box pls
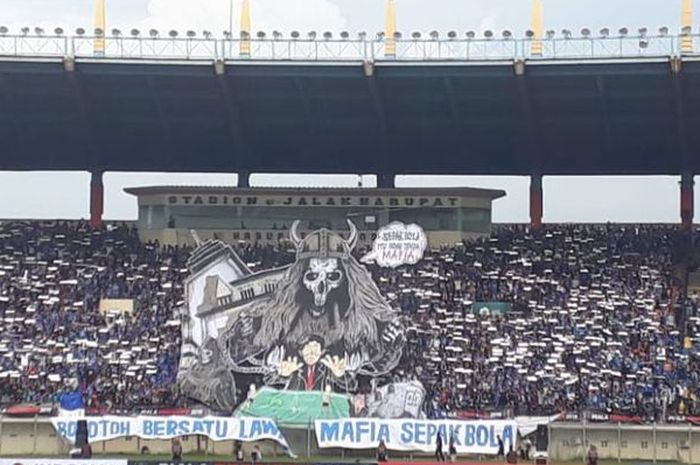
[1,220,698,427]
[179,219,413,418]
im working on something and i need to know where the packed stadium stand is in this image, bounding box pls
[0,221,188,409]
[388,225,699,420]
[0,220,698,422]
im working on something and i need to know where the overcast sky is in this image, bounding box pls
[0,0,695,223]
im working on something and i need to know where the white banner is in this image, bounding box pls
[51,416,290,448]
[315,418,516,454]
[515,414,561,437]
[0,461,126,465]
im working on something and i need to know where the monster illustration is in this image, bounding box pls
[178,337,238,412]
[222,220,405,392]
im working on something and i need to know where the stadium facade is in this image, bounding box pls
[125,186,505,247]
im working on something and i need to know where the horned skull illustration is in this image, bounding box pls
[303,258,343,307]
[290,220,357,317]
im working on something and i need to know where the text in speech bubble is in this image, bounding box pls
[361,222,427,268]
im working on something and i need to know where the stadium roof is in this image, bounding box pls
[124,186,507,199]
[0,55,699,176]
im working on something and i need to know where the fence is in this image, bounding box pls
[0,33,699,62]
[2,416,700,463]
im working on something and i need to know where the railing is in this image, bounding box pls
[0,33,697,62]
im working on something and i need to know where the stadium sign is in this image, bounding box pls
[50,416,290,448]
[314,419,516,454]
[165,195,461,208]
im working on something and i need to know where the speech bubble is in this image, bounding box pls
[361,222,427,268]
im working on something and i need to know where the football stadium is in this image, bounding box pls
[2,0,700,464]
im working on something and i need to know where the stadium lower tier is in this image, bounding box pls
[0,220,698,422]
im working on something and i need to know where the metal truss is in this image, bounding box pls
[0,32,694,62]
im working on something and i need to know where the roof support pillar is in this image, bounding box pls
[681,172,694,231]
[530,173,543,232]
[377,173,395,189]
[515,60,546,173]
[90,170,104,228]
[238,171,251,188]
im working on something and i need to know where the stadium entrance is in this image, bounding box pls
[125,186,505,247]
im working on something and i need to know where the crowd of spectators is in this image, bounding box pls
[0,221,698,420]
[0,221,189,409]
[370,225,700,420]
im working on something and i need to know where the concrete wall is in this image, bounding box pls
[550,422,700,464]
[0,421,62,456]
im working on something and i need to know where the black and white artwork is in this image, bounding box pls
[177,220,409,415]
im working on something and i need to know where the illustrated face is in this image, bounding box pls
[201,340,217,364]
[303,258,343,311]
[302,341,323,366]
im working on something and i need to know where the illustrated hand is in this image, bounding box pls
[321,354,347,378]
[266,346,285,368]
[382,319,404,347]
[345,352,366,372]
[278,356,303,377]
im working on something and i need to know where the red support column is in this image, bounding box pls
[681,172,694,231]
[530,174,543,231]
[90,171,104,228]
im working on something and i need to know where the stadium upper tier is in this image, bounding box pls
[0,30,699,61]
[0,221,698,420]
[1,46,700,176]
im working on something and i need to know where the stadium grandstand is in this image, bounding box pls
[2,0,700,464]
[1,220,697,417]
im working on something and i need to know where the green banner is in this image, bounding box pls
[472,302,511,316]
[234,387,351,428]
